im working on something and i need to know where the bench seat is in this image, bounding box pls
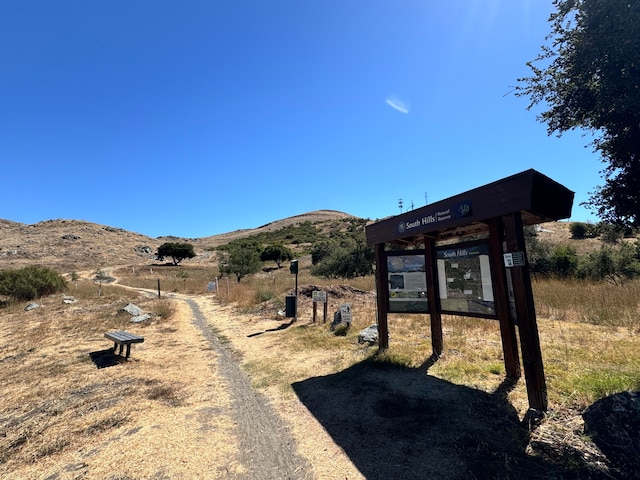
[105,331,144,358]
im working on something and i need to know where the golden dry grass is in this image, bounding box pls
[2,251,640,478]
[0,281,242,479]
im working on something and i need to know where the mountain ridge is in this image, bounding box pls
[0,210,357,271]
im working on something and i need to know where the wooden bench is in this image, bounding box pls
[105,331,144,359]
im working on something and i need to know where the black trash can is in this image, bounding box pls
[285,295,297,318]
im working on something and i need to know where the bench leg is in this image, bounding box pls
[125,344,132,358]
[112,342,118,353]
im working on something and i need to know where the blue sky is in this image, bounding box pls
[1,1,602,238]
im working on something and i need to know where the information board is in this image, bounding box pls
[312,290,327,303]
[436,242,496,317]
[386,251,428,313]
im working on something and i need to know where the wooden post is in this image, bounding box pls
[157,278,161,298]
[323,300,328,323]
[488,218,521,380]
[374,244,389,350]
[503,213,547,411]
[313,302,317,323]
[424,237,443,358]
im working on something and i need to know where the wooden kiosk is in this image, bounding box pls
[365,169,574,411]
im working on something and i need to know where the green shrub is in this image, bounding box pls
[570,222,588,239]
[550,245,579,277]
[0,266,67,302]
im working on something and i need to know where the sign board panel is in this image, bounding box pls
[386,252,428,313]
[339,303,352,324]
[312,290,327,303]
[436,241,496,317]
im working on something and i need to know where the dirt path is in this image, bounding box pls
[109,277,315,479]
[185,298,312,480]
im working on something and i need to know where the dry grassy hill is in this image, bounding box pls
[0,211,616,274]
[0,210,356,272]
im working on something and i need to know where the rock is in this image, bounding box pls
[583,390,640,477]
[135,245,153,254]
[61,234,80,241]
[120,303,143,316]
[62,295,77,304]
[130,313,151,323]
[24,302,40,311]
[358,324,379,345]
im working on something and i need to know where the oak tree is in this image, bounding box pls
[156,242,196,265]
[517,0,640,227]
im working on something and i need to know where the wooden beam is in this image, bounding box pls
[488,218,521,379]
[503,213,547,411]
[374,244,389,350]
[424,237,443,358]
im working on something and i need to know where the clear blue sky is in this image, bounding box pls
[1,1,602,238]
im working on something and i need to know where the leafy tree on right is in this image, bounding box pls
[517,0,640,228]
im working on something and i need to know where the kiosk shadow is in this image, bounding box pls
[247,319,296,338]
[292,359,598,480]
[88,348,126,369]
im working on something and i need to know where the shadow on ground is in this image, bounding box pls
[292,358,608,480]
[88,349,127,369]
[247,319,297,338]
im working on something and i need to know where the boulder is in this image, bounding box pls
[62,295,77,304]
[24,302,40,311]
[583,390,640,477]
[120,303,143,316]
[130,313,151,323]
[358,324,379,345]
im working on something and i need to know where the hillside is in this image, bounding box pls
[0,210,357,271]
[0,210,616,274]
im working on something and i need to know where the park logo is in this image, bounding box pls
[457,201,472,218]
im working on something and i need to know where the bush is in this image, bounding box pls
[0,266,67,302]
[577,243,640,284]
[311,241,374,279]
[570,222,588,239]
[550,245,579,278]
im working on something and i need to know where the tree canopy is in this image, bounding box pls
[218,241,262,282]
[156,242,196,265]
[517,0,640,227]
[260,244,293,268]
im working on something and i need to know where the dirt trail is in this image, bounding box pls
[110,275,314,479]
[185,298,312,480]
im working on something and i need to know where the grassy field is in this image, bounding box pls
[2,262,638,478]
[114,263,640,412]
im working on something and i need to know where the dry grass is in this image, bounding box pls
[0,280,241,479]
[2,257,640,478]
[533,278,640,328]
[187,268,640,427]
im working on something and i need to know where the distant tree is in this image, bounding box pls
[311,240,374,279]
[516,0,640,228]
[260,244,293,268]
[524,226,553,276]
[310,240,334,265]
[70,271,79,289]
[576,243,640,284]
[570,223,588,239]
[156,242,196,266]
[218,242,262,282]
[550,245,579,278]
